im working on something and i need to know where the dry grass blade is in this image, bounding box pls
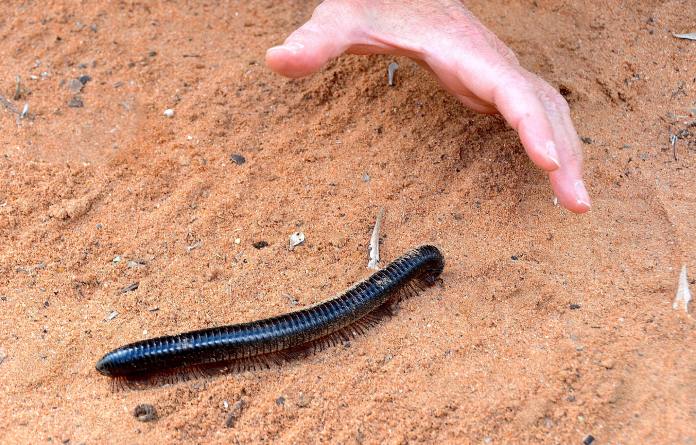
[673,265,692,313]
[673,32,696,41]
[368,207,385,270]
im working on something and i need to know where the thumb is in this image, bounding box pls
[265,6,354,78]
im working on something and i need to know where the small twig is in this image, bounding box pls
[17,102,29,125]
[368,207,385,270]
[673,32,696,41]
[13,76,21,101]
[387,62,399,86]
[670,133,678,160]
[673,264,692,313]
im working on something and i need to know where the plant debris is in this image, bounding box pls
[127,259,146,268]
[673,265,691,313]
[120,282,139,293]
[13,76,22,100]
[368,207,385,270]
[673,32,696,41]
[186,240,202,252]
[387,62,399,86]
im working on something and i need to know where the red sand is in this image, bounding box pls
[0,1,694,443]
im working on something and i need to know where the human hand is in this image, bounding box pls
[266,0,590,212]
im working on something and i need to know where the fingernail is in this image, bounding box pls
[267,42,304,54]
[574,180,591,208]
[545,141,560,169]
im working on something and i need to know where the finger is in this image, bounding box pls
[490,73,562,172]
[455,94,498,114]
[527,78,590,212]
[550,170,591,213]
[265,4,355,78]
[442,52,562,172]
[548,107,591,212]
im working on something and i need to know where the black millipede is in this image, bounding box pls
[96,245,444,386]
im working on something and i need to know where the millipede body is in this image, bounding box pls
[96,245,444,379]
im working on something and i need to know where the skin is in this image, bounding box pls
[266,0,591,213]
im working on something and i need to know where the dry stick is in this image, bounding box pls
[368,207,385,270]
[387,62,399,86]
[673,264,692,313]
[13,76,21,101]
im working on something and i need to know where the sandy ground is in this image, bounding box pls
[1,1,695,444]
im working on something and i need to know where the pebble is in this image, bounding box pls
[186,241,202,252]
[78,75,92,85]
[127,260,146,269]
[0,348,6,366]
[230,153,246,165]
[225,399,247,428]
[569,303,581,310]
[289,232,305,250]
[67,79,84,93]
[112,255,122,264]
[163,108,175,118]
[252,241,269,249]
[105,311,118,321]
[296,392,310,408]
[68,96,84,108]
[275,396,285,406]
[133,404,157,422]
[583,434,595,445]
[600,358,615,369]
